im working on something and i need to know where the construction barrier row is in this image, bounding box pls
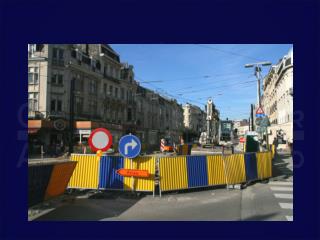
[28,160,77,207]
[158,152,273,194]
[68,154,156,194]
[67,151,273,196]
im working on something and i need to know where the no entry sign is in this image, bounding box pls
[88,128,112,152]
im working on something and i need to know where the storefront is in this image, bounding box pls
[28,119,69,156]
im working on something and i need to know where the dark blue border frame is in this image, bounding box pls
[1,0,319,239]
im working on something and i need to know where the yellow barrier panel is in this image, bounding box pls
[256,152,272,179]
[223,154,246,184]
[207,155,227,186]
[68,154,100,189]
[159,156,188,192]
[45,162,77,200]
[123,156,156,192]
[271,144,275,158]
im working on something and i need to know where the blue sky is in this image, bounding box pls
[111,44,292,120]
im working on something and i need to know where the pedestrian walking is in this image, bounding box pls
[273,137,278,157]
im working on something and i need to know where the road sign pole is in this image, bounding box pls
[131,158,134,192]
[266,127,270,151]
[118,134,142,193]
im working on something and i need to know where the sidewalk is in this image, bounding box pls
[272,151,293,181]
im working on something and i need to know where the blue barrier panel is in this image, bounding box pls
[186,155,208,188]
[244,153,258,181]
[99,156,124,189]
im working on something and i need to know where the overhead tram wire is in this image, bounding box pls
[137,74,256,94]
[136,75,256,109]
[170,75,255,92]
[176,80,257,95]
[140,80,206,107]
[193,44,263,62]
[138,76,256,108]
[140,72,252,85]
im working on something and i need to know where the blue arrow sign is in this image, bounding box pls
[118,134,141,158]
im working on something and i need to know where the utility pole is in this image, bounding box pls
[246,61,272,148]
[69,77,75,154]
[245,61,272,107]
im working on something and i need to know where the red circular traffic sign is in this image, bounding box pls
[88,128,112,152]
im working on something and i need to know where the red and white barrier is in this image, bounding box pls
[160,139,165,152]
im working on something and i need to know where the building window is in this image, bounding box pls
[28,93,38,111]
[89,80,97,94]
[96,60,101,70]
[91,59,96,70]
[285,58,292,66]
[113,68,116,78]
[121,88,125,99]
[115,88,118,98]
[109,66,112,76]
[57,100,62,112]
[105,65,109,75]
[74,76,84,92]
[127,108,132,121]
[53,48,58,59]
[28,67,39,84]
[28,44,36,56]
[109,85,113,96]
[51,100,56,112]
[71,50,77,58]
[51,73,63,85]
[59,49,64,59]
[89,100,98,116]
[75,97,83,114]
[104,83,108,96]
[58,75,63,85]
[28,44,44,57]
[50,98,63,113]
[53,48,64,59]
[52,48,64,65]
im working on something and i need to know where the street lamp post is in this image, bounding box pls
[245,61,272,107]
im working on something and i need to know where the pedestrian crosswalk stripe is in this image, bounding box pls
[269,181,293,186]
[279,203,293,209]
[270,186,293,192]
[286,216,293,221]
[274,193,293,199]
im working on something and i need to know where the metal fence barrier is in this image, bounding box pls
[68,154,100,189]
[256,151,272,180]
[158,152,272,195]
[244,153,258,182]
[68,154,156,194]
[67,152,273,196]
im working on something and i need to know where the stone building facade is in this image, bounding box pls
[262,48,293,146]
[28,44,184,155]
[183,103,206,141]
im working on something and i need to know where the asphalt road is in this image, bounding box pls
[31,152,293,221]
